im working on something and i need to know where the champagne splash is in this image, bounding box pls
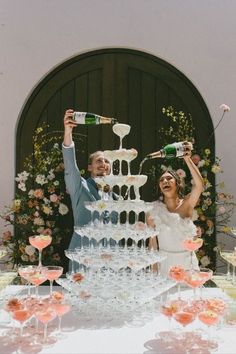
[138,157,148,175]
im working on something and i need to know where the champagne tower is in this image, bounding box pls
[60,123,176,321]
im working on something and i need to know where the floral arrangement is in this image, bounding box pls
[147,104,234,270]
[1,124,73,267]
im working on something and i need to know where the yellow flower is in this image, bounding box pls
[205,149,211,155]
[36,127,43,134]
[220,226,231,233]
[14,199,21,207]
[211,164,221,174]
[42,205,53,215]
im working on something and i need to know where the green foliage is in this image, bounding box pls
[1,124,72,267]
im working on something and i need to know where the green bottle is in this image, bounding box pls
[73,112,116,125]
[146,142,186,159]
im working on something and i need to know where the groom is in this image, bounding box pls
[62,109,116,255]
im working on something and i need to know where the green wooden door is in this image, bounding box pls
[17,48,214,197]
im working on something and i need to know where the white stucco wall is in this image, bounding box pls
[0,0,236,250]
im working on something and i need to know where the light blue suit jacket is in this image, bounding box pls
[62,144,116,252]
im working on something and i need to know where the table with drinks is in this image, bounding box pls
[1,236,236,354]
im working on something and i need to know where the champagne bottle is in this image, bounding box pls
[138,142,189,174]
[146,142,190,159]
[73,112,116,125]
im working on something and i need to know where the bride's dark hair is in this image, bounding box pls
[156,169,185,200]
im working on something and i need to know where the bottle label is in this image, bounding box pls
[164,142,184,158]
[73,112,98,125]
[172,142,185,157]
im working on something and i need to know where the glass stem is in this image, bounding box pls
[50,280,53,297]
[27,282,31,296]
[20,323,24,337]
[35,285,39,299]
[177,283,181,299]
[38,250,42,268]
[58,316,62,332]
[233,265,236,285]
[43,323,48,342]
[71,259,75,274]
[190,251,193,270]
[226,262,231,281]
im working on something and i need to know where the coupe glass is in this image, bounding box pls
[18,265,36,295]
[182,237,203,269]
[168,265,185,299]
[29,235,52,267]
[173,307,196,333]
[198,310,220,341]
[112,123,130,150]
[45,266,63,297]
[53,300,71,334]
[12,304,33,337]
[35,304,57,342]
[27,266,48,298]
[65,249,77,274]
[183,269,206,298]
[220,249,234,281]
[198,267,213,298]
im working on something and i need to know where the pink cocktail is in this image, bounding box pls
[182,237,203,269]
[35,307,57,342]
[53,303,71,317]
[168,265,186,299]
[174,311,195,327]
[198,310,220,326]
[35,308,56,324]
[12,308,33,336]
[29,235,52,250]
[206,297,226,315]
[184,270,205,289]
[182,238,203,251]
[45,266,63,297]
[160,304,174,318]
[5,298,24,313]
[12,309,32,323]
[169,265,185,282]
[53,302,71,333]
[27,266,48,298]
[18,265,37,295]
[191,299,206,313]
[29,235,52,267]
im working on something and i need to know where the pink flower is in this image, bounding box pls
[220,104,230,112]
[218,206,226,214]
[191,154,201,165]
[176,169,186,178]
[41,228,52,236]
[50,194,59,203]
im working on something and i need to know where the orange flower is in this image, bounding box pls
[33,189,44,199]
[206,219,214,229]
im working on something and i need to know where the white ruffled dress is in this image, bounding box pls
[149,201,199,277]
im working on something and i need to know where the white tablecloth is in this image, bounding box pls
[0,285,236,354]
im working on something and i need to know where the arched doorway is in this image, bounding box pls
[17,48,214,198]
[16,48,215,267]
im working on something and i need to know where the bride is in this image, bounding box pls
[148,142,204,276]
